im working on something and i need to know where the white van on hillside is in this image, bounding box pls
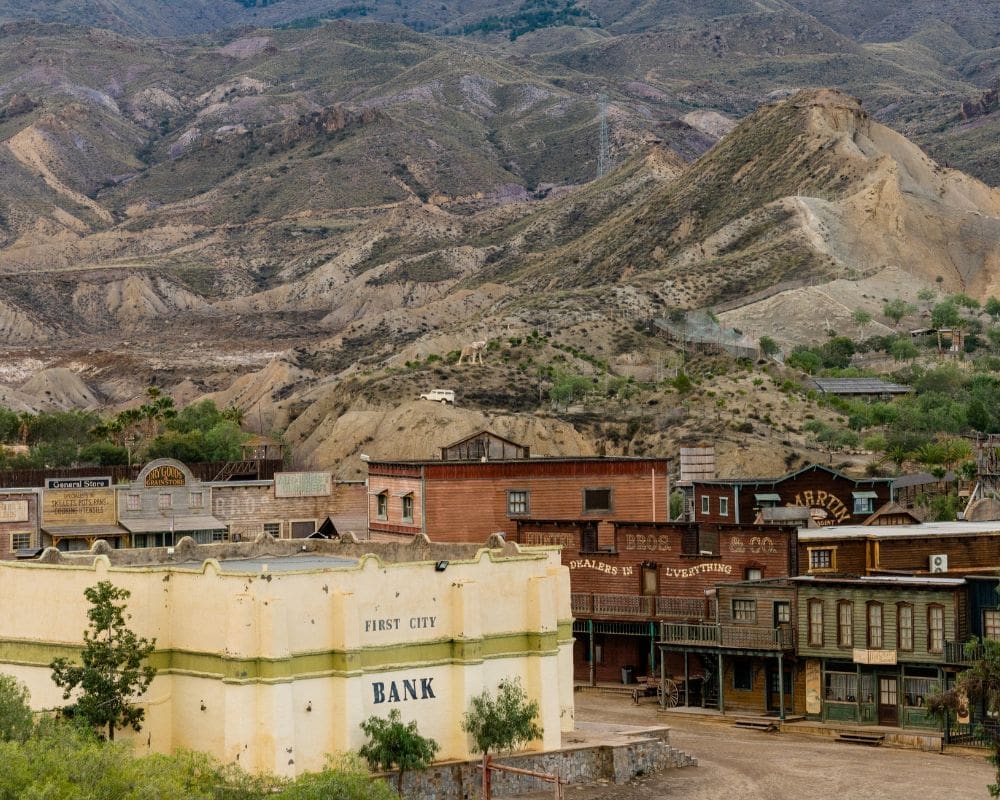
[419,388,455,404]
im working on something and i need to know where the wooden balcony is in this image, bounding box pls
[660,622,796,651]
[945,640,986,664]
[571,593,716,620]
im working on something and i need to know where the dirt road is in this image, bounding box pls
[566,693,994,800]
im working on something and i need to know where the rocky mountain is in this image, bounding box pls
[0,6,999,472]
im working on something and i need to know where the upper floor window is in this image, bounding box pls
[898,603,914,651]
[928,605,945,654]
[126,493,141,511]
[837,601,853,648]
[852,492,877,515]
[745,567,763,581]
[583,489,612,513]
[700,495,710,515]
[401,494,414,523]
[190,491,203,509]
[774,601,791,626]
[157,492,172,510]
[719,496,729,517]
[808,547,835,572]
[985,609,1000,641]
[867,602,883,649]
[507,490,529,516]
[808,599,824,647]
[732,599,756,623]
[376,492,388,520]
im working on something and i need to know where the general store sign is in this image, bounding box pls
[852,648,897,665]
[46,477,111,489]
[275,471,331,498]
[42,489,115,525]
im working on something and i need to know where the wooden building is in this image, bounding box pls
[366,450,671,543]
[440,430,529,461]
[512,519,798,687]
[797,520,1000,576]
[0,489,41,559]
[687,464,894,527]
[659,579,800,718]
[794,575,965,730]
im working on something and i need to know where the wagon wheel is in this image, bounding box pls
[658,678,680,708]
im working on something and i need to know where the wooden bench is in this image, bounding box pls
[837,732,884,746]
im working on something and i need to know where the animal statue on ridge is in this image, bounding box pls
[458,340,487,365]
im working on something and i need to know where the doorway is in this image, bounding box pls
[766,666,793,714]
[878,676,899,726]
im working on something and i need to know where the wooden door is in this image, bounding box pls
[878,676,899,726]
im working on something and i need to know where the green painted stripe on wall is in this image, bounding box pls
[0,630,560,683]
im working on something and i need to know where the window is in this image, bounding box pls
[808,599,824,647]
[700,495,709,515]
[641,564,658,595]
[507,490,529,516]
[10,532,31,550]
[867,602,883,649]
[732,598,756,622]
[898,603,914,651]
[263,522,281,537]
[903,676,934,708]
[157,492,172,510]
[583,489,612,513]
[825,671,858,703]
[852,492,876,515]
[985,610,1000,641]
[719,497,729,517]
[837,601,853,648]
[290,521,315,538]
[733,660,752,691]
[808,547,835,572]
[376,492,388,520]
[401,494,414,523]
[745,567,763,581]
[928,605,945,653]
[190,492,203,509]
[774,601,791,626]
[211,530,228,542]
[126,493,141,511]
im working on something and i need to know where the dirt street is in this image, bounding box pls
[563,693,994,800]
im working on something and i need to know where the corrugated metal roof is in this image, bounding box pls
[813,378,911,394]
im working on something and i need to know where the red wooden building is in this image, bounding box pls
[366,431,670,542]
[686,463,894,527]
[511,519,799,689]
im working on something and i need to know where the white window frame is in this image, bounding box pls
[700,495,710,515]
[985,609,1000,641]
[10,531,32,550]
[719,496,729,517]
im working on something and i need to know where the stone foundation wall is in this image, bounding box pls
[390,731,697,799]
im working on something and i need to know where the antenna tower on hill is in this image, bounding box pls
[597,93,610,179]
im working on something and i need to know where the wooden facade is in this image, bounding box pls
[0,491,40,559]
[797,521,1000,576]
[510,519,798,685]
[366,456,671,542]
[689,464,893,527]
[440,430,529,461]
[794,575,966,729]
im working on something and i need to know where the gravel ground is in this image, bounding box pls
[552,693,995,800]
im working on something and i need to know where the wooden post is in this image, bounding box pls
[482,754,491,800]
[588,620,595,687]
[777,655,785,721]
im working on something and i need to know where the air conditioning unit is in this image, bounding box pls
[929,554,948,573]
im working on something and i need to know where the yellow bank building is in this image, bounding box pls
[0,534,574,776]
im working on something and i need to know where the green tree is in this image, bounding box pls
[883,298,915,327]
[931,300,962,330]
[928,641,1000,797]
[50,582,157,741]
[985,296,1000,323]
[851,309,872,337]
[758,335,780,358]
[461,679,541,758]
[890,338,919,362]
[359,709,439,795]
[0,674,33,743]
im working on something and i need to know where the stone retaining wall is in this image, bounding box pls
[388,729,697,799]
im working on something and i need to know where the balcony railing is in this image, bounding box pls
[571,593,716,620]
[946,640,987,664]
[660,622,795,651]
